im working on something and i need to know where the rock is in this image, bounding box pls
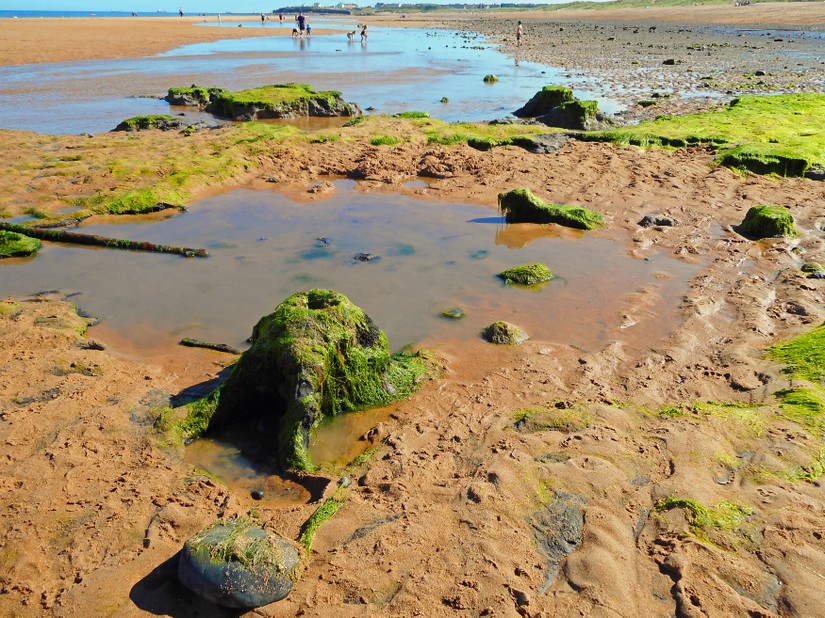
[112,115,207,133]
[804,167,825,181]
[498,188,603,230]
[165,86,224,107]
[530,491,585,592]
[662,58,677,65]
[352,252,378,262]
[808,271,825,279]
[178,517,300,609]
[0,230,41,258]
[514,86,575,118]
[251,489,264,500]
[483,74,499,83]
[736,204,797,239]
[497,263,553,286]
[800,262,823,274]
[208,290,428,470]
[514,133,569,154]
[205,84,361,120]
[482,321,529,345]
[440,308,465,319]
[638,214,675,227]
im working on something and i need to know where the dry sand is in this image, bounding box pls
[1,6,825,617]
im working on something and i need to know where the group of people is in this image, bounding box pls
[292,13,312,37]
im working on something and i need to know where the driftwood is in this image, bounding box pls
[0,222,208,258]
[179,338,241,355]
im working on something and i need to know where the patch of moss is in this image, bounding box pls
[308,133,340,144]
[789,448,825,482]
[370,135,401,146]
[737,205,797,239]
[655,497,752,539]
[298,483,348,552]
[188,516,292,570]
[691,401,766,438]
[394,111,430,119]
[768,323,825,385]
[424,120,548,148]
[513,406,591,433]
[498,188,604,230]
[0,231,41,258]
[483,74,499,84]
[801,262,823,274]
[590,94,825,177]
[498,263,554,286]
[775,388,825,435]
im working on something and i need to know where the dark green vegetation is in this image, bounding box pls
[0,222,208,257]
[497,263,554,286]
[298,481,350,552]
[737,205,798,239]
[205,290,429,471]
[482,321,529,345]
[591,94,825,177]
[178,517,300,609]
[498,188,604,230]
[112,115,183,132]
[0,230,41,258]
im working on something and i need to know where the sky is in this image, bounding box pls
[5,0,560,11]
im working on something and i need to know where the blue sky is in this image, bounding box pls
[5,0,561,12]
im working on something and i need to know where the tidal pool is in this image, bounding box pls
[0,21,617,134]
[2,183,700,490]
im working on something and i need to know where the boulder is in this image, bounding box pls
[498,188,603,230]
[178,518,300,609]
[205,84,361,120]
[0,230,41,258]
[737,205,797,239]
[165,86,225,107]
[482,321,529,345]
[514,86,575,118]
[208,290,427,470]
[514,86,604,130]
[112,115,197,132]
[498,263,553,286]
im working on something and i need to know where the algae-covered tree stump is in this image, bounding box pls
[208,289,427,470]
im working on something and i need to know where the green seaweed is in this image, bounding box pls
[370,135,402,146]
[394,111,430,119]
[208,84,355,119]
[498,263,554,286]
[189,517,291,569]
[498,188,604,230]
[0,231,41,258]
[298,483,349,552]
[737,205,797,239]
[116,115,178,131]
[768,323,825,385]
[654,497,753,542]
[775,388,825,435]
[590,93,825,177]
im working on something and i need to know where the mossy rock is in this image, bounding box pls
[208,289,427,470]
[514,86,575,118]
[482,321,529,345]
[0,231,41,258]
[113,115,186,132]
[483,74,499,84]
[801,262,824,274]
[538,99,600,130]
[737,205,797,239]
[178,518,300,609]
[205,84,361,120]
[498,263,553,286]
[498,188,603,230]
[165,86,226,107]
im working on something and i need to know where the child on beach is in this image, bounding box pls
[516,21,523,46]
[361,24,368,42]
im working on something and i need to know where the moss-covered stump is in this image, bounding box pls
[737,205,797,239]
[483,321,529,345]
[201,84,361,120]
[498,188,603,230]
[514,86,575,118]
[0,231,41,258]
[209,289,427,470]
[498,263,553,286]
[539,99,600,131]
[178,518,300,609]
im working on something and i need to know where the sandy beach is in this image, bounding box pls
[1,6,824,617]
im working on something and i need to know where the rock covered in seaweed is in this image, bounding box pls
[498,263,553,286]
[498,188,603,230]
[483,321,529,345]
[208,289,427,470]
[178,517,300,609]
[737,205,798,239]
[0,231,41,258]
[514,85,606,130]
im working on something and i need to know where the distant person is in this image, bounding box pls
[297,13,306,35]
[261,13,265,25]
[179,7,184,17]
[305,21,312,36]
[217,13,221,24]
[361,24,368,42]
[279,13,284,24]
[516,21,523,46]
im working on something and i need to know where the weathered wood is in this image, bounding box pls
[0,222,208,257]
[179,338,240,354]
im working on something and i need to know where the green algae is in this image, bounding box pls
[483,74,499,84]
[498,263,554,286]
[654,497,753,543]
[115,115,178,131]
[208,84,356,119]
[589,94,825,177]
[208,290,429,471]
[775,388,825,435]
[768,323,825,385]
[513,405,591,433]
[298,482,349,552]
[370,135,402,146]
[394,111,430,119]
[737,205,797,239]
[498,188,604,230]
[424,120,550,148]
[0,231,41,258]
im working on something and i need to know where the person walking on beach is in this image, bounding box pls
[516,21,523,46]
[179,7,184,17]
[261,13,266,25]
[297,13,306,36]
[360,24,368,42]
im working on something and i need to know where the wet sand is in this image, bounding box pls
[1,5,825,617]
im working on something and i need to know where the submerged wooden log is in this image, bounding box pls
[179,338,241,355]
[0,222,208,257]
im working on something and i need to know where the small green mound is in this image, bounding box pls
[482,321,529,345]
[498,188,603,230]
[498,263,554,286]
[483,74,499,84]
[0,231,41,258]
[737,205,797,239]
[370,135,402,146]
[394,111,430,119]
